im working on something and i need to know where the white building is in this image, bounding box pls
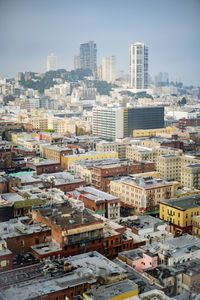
[47,53,57,71]
[129,42,148,89]
[92,106,124,140]
[102,56,116,83]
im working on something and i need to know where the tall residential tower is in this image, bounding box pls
[129,42,148,89]
[47,53,57,71]
[80,41,97,76]
[102,56,116,83]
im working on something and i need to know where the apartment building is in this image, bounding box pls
[192,215,200,237]
[160,194,200,235]
[61,151,118,171]
[181,163,200,189]
[96,140,131,159]
[76,186,120,219]
[41,145,73,163]
[110,176,175,212]
[156,154,182,181]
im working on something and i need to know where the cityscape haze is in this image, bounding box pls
[0,1,200,299]
[0,0,200,85]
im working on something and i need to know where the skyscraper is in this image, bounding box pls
[74,55,80,70]
[102,56,116,83]
[129,42,148,89]
[80,41,97,75]
[47,53,57,71]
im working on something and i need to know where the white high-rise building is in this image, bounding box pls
[92,106,124,141]
[129,42,148,89]
[47,53,57,71]
[102,56,116,83]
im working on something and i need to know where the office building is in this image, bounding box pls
[80,41,97,75]
[92,106,125,140]
[102,56,116,83]
[129,42,148,89]
[125,106,164,136]
[46,53,57,71]
[92,106,164,140]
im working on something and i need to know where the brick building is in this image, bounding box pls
[74,186,120,219]
[26,158,61,175]
[32,203,135,260]
[91,160,155,192]
[0,141,12,170]
[0,217,51,255]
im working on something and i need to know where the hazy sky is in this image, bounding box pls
[0,0,200,85]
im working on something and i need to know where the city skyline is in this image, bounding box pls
[0,0,200,85]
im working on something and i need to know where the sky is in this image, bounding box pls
[0,0,200,85]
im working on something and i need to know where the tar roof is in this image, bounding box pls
[36,204,102,229]
[160,194,200,210]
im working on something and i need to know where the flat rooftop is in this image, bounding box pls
[119,248,144,261]
[27,158,60,166]
[143,234,200,258]
[77,186,117,201]
[0,217,50,239]
[63,151,117,158]
[0,193,24,204]
[84,279,138,300]
[39,172,84,185]
[121,176,172,188]
[34,204,103,230]
[160,193,200,210]
[0,251,126,300]
[118,215,164,230]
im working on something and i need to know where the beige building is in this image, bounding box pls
[126,146,157,162]
[61,151,118,171]
[110,176,175,212]
[156,154,182,181]
[96,140,131,159]
[181,163,200,189]
[29,117,48,131]
[125,145,182,163]
[192,215,200,237]
[41,145,73,163]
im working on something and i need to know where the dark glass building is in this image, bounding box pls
[125,106,164,136]
[80,41,97,76]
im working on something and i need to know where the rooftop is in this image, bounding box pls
[34,203,103,230]
[84,279,138,300]
[77,186,118,202]
[118,215,164,231]
[63,151,117,158]
[27,158,60,166]
[160,193,200,210]
[119,248,144,261]
[0,193,24,204]
[39,172,84,185]
[0,217,50,239]
[0,251,127,300]
[120,176,172,188]
[143,234,200,258]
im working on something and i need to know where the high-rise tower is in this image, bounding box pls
[80,41,97,75]
[102,56,116,83]
[129,42,148,89]
[47,53,57,71]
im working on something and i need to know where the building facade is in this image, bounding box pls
[80,41,97,75]
[47,53,57,71]
[101,56,116,83]
[129,42,148,89]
